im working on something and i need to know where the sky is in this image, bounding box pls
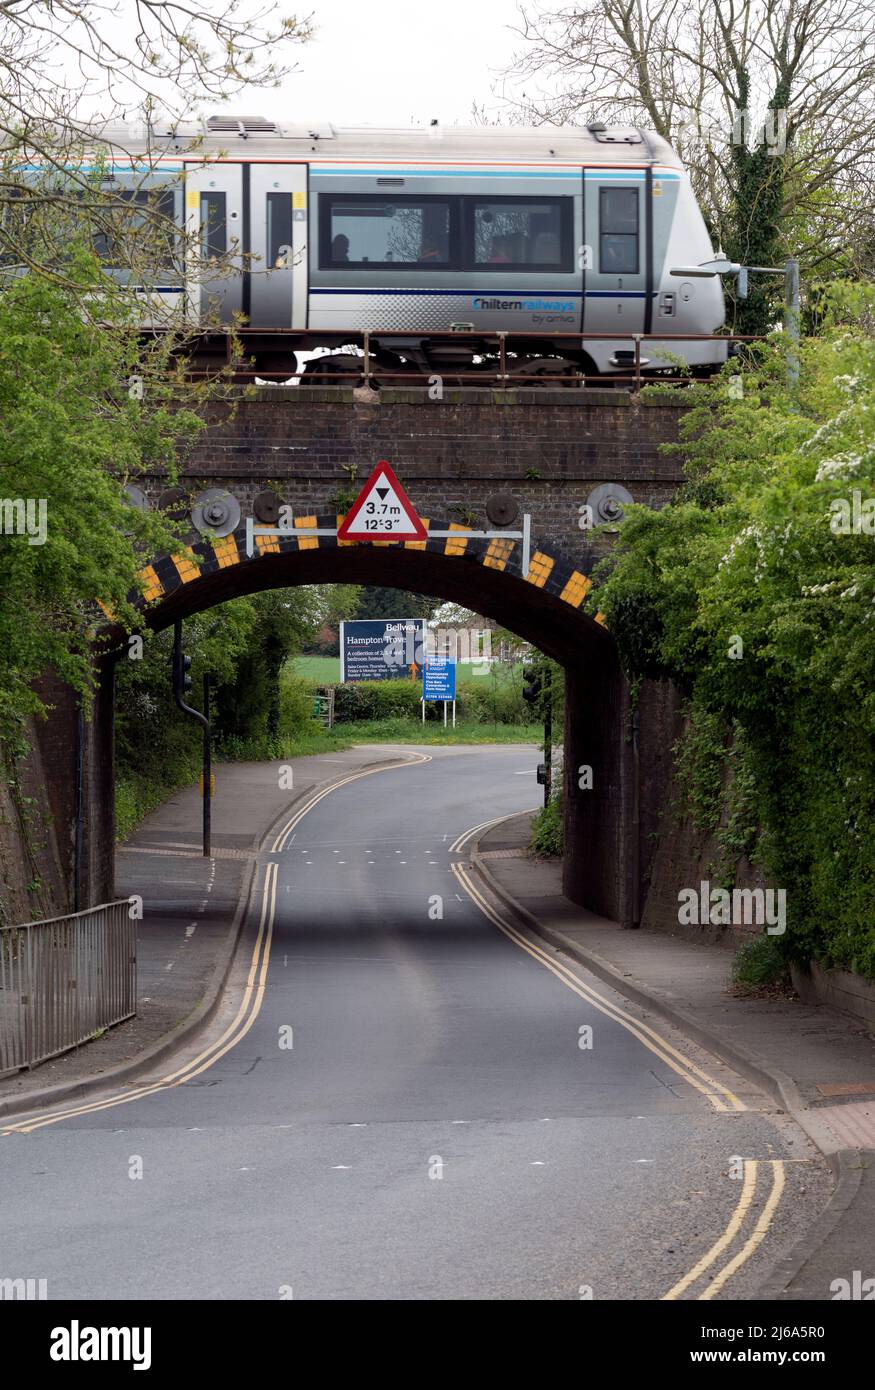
[254,0,529,128]
[40,0,544,132]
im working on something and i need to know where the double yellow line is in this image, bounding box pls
[455,855,789,1297]
[454,863,746,1114]
[3,755,430,1136]
[271,752,430,853]
[3,861,280,1135]
[448,810,538,857]
[662,1158,787,1300]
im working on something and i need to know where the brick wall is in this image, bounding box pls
[147,386,688,571]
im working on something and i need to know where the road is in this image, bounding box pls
[1,745,831,1300]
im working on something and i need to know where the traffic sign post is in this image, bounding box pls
[337,461,427,542]
[423,659,457,729]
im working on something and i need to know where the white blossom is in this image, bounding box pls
[816,453,863,481]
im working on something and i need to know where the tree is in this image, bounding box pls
[213,589,321,743]
[0,253,204,744]
[587,283,875,975]
[353,586,437,622]
[0,2,310,287]
[507,1,875,327]
[0,2,307,124]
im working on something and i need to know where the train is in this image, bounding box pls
[89,116,729,381]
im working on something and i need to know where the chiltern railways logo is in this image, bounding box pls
[50,1321,152,1372]
[471,297,575,312]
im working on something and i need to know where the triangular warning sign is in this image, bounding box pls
[337,461,427,542]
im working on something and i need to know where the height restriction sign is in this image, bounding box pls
[337,461,427,542]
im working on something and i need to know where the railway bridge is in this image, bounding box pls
[35,384,691,930]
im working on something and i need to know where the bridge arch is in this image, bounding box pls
[47,510,658,932]
[104,514,636,925]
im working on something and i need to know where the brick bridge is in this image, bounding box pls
[38,386,688,930]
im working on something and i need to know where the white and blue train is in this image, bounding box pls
[98,115,728,379]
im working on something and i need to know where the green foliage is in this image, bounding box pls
[212,590,320,744]
[0,253,203,741]
[330,679,426,722]
[674,702,730,835]
[530,791,564,858]
[589,284,875,978]
[725,75,789,335]
[276,717,542,752]
[732,935,791,991]
[459,669,529,725]
[352,586,437,622]
[114,589,323,836]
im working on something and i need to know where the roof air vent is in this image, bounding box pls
[206,115,278,138]
[587,122,643,144]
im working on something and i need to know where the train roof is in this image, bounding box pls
[97,118,683,168]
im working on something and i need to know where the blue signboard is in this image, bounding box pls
[340,618,426,683]
[423,660,456,701]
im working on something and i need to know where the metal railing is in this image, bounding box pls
[145,326,767,392]
[0,900,136,1075]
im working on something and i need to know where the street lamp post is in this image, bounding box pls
[669,256,800,386]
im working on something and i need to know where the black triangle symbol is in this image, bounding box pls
[375,487,389,500]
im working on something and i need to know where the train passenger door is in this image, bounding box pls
[582,172,647,343]
[248,163,309,328]
[185,163,244,324]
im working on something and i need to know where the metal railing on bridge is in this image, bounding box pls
[149,327,767,392]
[0,900,136,1076]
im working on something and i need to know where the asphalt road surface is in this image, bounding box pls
[1,746,831,1300]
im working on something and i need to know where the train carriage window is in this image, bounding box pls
[599,187,639,274]
[93,185,179,271]
[466,198,572,271]
[267,192,292,269]
[320,195,455,268]
[200,192,227,261]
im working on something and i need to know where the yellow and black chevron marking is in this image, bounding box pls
[123,514,601,625]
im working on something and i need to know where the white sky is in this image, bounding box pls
[212,0,529,129]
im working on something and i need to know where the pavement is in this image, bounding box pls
[0,747,842,1301]
[472,810,875,1300]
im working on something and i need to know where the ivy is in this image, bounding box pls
[588,284,875,978]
